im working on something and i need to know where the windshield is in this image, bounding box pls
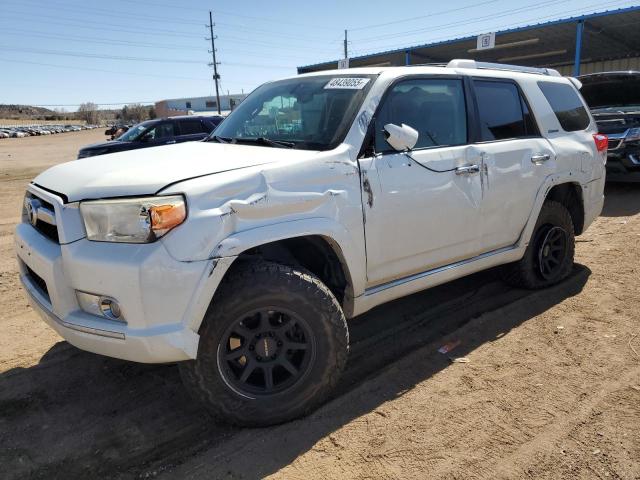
[117,121,154,142]
[580,75,640,109]
[211,74,376,150]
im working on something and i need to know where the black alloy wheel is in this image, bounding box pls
[535,225,569,281]
[218,308,315,397]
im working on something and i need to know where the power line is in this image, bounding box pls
[2,5,336,46]
[0,13,339,53]
[354,0,570,43]
[0,46,296,70]
[351,0,634,55]
[5,0,204,26]
[1,29,206,52]
[104,0,339,31]
[349,0,503,31]
[0,12,204,39]
[0,57,210,81]
[0,45,204,64]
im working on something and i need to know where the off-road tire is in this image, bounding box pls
[501,200,575,289]
[179,260,349,426]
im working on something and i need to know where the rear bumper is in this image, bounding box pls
[582,176,605,233]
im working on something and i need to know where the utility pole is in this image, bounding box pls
[207,11,221,114]
[343,29,348,58]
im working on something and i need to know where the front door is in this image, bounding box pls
[359,77,484,287]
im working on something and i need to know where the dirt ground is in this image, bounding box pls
[0,131,639,480]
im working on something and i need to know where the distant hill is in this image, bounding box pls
[0,104,59,119]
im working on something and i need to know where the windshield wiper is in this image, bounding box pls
[206,135,233,143]
[239,137,296,148]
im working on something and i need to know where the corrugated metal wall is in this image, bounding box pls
[556,57,640,75]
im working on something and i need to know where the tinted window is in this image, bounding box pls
[179,119,205,135]
[145,122,175,140]
[475,80,532,141]
[375,78,467,152]
[538,81,590,131]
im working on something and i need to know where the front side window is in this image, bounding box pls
[538,81,590,132]
[374,78,467,152]
[212,75,376,150]
[143,122,175,140]
[474,80,534,141]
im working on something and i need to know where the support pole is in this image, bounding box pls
[209,11,221,114]
[344,29,348,58]
[573,20,584,77]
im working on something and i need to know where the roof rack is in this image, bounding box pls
[446,59,561,77]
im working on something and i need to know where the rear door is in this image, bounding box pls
[176,118,210,143]
[469,78,556,251]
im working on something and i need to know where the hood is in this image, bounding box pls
[579,71,640,110]
[79,139,130,151]
[34,141,316,202]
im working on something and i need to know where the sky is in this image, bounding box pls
[0,0,638,110]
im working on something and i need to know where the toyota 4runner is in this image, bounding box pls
[16,60,606,426]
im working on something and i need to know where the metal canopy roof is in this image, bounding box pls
[298,6,640,74]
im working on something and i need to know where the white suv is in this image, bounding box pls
[16,60,606,426]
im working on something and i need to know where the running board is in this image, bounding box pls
[353,245,522,317]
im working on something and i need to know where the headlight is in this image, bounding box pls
[80,195,186,243]
[626,128,640,142]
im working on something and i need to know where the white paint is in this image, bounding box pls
[15,63,604,364]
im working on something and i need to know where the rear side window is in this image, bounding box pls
[538,81,590,132]
[178,119,206,135]
[474,80,537,141]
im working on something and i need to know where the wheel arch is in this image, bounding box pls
[545,181,585,235]
[210,219,363,319]
[519,177,586,250]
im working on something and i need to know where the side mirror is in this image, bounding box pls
[384,123,418,151]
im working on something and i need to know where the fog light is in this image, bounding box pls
[76,291,125,322]
[100,297,122,319]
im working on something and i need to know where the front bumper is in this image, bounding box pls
[606,152,640,182]
[15,218,233,364]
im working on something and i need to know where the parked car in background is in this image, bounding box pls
[78,115,223,158]
[579,71,640,182]
[17,61,605,426]
[0,130,9,139]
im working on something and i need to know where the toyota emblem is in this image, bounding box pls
[25,198,41,227]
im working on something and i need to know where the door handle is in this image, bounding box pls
[166,140,176,144]
[531,153,551,164]
[455,164,480,175]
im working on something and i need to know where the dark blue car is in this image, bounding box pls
[78,115,223,159]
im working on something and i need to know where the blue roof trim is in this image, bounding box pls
[298,5,640,71]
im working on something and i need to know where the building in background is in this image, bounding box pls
[298,6,640,77]
[155,93,247,117]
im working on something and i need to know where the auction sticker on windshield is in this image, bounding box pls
[324,78,370,89]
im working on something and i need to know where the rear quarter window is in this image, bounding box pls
[538,81,591,132]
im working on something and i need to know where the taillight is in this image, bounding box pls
[593,133,608,153]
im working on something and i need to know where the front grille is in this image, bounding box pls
[25,265,50,302]
[24,192,59,243]
[608,139,623,151]
[34,220,59,243]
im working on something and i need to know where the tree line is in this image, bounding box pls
[77,102,156,124]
